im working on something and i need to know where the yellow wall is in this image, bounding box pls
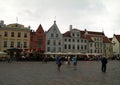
[0,24,30,51]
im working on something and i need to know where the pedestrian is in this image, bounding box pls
[55,56,62,72]
[101,56,108,72]
[72,56,77,70]
[67,56,71,65]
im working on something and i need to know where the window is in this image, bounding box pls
[58,47,61,52]
[72,33,75,37]
[68,44,71,49]
[65,39,67,42]
[77,39,79,42]
[73,45,75,49]
[53,47,56,52]
[23,42,27,48]
[81,40,83,43]
[69,39,71,42]
[38,44,41,48]
[10,41,14,47]
[56,34,58,37]
[77,45,79,50]
[90,43,92,47]
[84,45,87,49]
[47,47,50,52]
[77,33,79,37]
[17,42,21,48]
[47,40,50,45]
[4,32,8,37]
[51,33,54,37]
[53,40,56,45]
[18,32,21,37]
[11,32,14,37]
[64,44,67,49]
[81,45,83,50]
[38,37,42,45]
[90,49,92,53]
[4,41,7,47]
[58,41,61,45]
[73,39,75,42]
[24,33,27,38]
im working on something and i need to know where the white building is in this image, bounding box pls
[112,34,120,57]
[45,21,63,53]
[63,25,88,53]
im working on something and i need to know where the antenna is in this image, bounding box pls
[16,17,18,23]
[54,16,56,21]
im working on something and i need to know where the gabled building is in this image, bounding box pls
[0,21,30,51]
[30,24,45,53]
[112,34,120,57]
[103,36,112,58]
[83,29,105,56]
[45,21,63,52]
[63,25,88,53]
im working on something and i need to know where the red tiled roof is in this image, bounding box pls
[114,34,120,42]
[63,31,71,37]
[103,36,111,43]
[83,35,93,42]
[87,31,105,36]
[109,38,112,42]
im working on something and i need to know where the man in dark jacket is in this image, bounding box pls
[101,57,108,72]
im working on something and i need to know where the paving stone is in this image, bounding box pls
[0,60,120,85]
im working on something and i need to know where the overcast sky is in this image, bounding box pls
[0,0,120,37]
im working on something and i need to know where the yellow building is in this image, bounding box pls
[0,21,31,52]
[103,36,112,58]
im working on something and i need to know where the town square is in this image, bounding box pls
[0,60,120,85]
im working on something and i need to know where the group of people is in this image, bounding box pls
[55,55,108,73]
[55,56,77,72]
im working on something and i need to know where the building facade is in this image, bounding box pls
[63,25,88,53]
[0,21,30,51]
[30,24,46,53]
[112,34,120,57]
[45,21,63,53]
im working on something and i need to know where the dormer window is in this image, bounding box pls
[72,33,75,37]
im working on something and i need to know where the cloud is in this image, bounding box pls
[0,0,120,37]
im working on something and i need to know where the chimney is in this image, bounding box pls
[0,20,4,27]
[69,25,72,31]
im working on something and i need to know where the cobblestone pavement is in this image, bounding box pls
[0,60,120,85]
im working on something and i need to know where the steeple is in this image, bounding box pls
[54,20,56,24]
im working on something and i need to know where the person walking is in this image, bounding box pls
[101,56,108,72]
[55,56,62,72]
[67,56,71,65]
[72,56,77,70]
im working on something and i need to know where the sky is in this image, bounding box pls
[0,0,120,38]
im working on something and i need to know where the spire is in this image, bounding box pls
[54,20,56,24]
